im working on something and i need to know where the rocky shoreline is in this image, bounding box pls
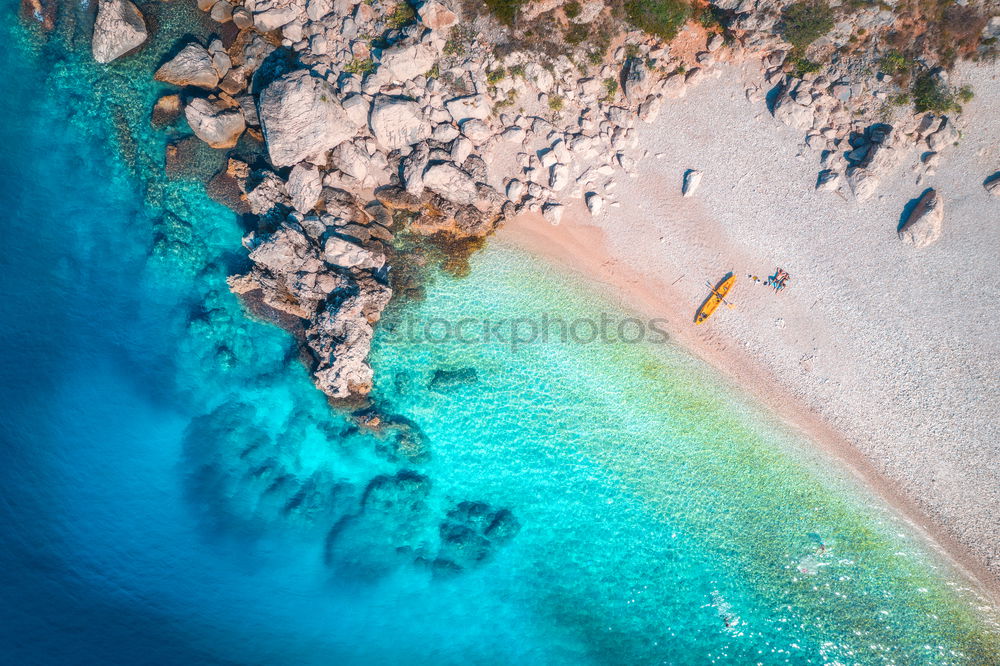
[70,0,998,404]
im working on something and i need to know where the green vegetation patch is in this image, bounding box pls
[624,0,691,41]
[565,22,591,45]
[486,67,507,84]
[386,1,416,28]
[345,57,375,74]
[878,50,911,75]
[548,94,564,111]
[484,0,526,26]
[780,0,834,55]
[564,0,582,19]
[790,56,821,76]
[602,77,618,99]
[911,71,961,113]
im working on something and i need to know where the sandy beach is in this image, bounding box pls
[501,58,1000,599]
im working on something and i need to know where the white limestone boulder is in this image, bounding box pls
[899,189,944,248]
[259,70,357,167]
[91,0,147,64]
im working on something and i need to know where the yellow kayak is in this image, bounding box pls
[695,273,736,324]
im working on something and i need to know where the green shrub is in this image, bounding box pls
[696,5,724,30]
[345,58,375,74]
[565,22,590,44]
[548,95,564,111]
[878,51,910,75]
[484,0,525,25]
[564,0,582,19]
[780,1,834,55]
[602,77,618,99]
[889,92,910,106]
[624,0,691,41]
[386,2,415,28]
[911,71,958,113]
[958,85,974,103]
[486,67,507,84]
[790,56,821,76]
[509,64,526,77]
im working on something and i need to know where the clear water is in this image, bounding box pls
[1,3,998,664]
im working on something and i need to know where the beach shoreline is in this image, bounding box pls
[500,212,1000,605]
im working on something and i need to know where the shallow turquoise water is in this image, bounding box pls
[1,4,998,664]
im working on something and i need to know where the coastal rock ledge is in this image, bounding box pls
[226,168,394,401]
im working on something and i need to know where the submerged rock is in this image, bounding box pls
[91,0,147,64]
[428,367,479,392]
[151,94,183,127]
[899,188,944,248]
[434,501,520,572]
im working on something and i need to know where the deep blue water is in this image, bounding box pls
[1,4,999,664]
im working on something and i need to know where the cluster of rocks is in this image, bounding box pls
[327,471,518,578]
[755,54,966,202]
[86,0,996,386]
[105,0,737,398]
[224,160,395,399]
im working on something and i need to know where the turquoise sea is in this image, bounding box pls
[1,2,999,663]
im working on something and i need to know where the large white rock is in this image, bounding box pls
[185,97,245,148]
[461,118,492,145]
[773,90,815,131]
[418,0,458,29]
[898,189,944,248]
[154,43,220,90]
[341,94,370,127]
[372,41,439,85]
[330,141,372,182]
[259,70,357,167]
[91,0,147,64]
[682,169,702,197]
[450,136,472,164]
[287,164,323,213]
[422,163,478,206]
[252,0,302,31]
[323,236,385,269]
[549,163,569,191]
[368,95,431,151]
[585,192,604,215]
[542,202,564,225]
[847,167,880,202]
[445,95,490,123]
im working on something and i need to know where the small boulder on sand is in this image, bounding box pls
[985,173,1000,197]
[898,188,944,248]
[682,169,702,197]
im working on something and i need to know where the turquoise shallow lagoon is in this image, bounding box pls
[1,3,999,664]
